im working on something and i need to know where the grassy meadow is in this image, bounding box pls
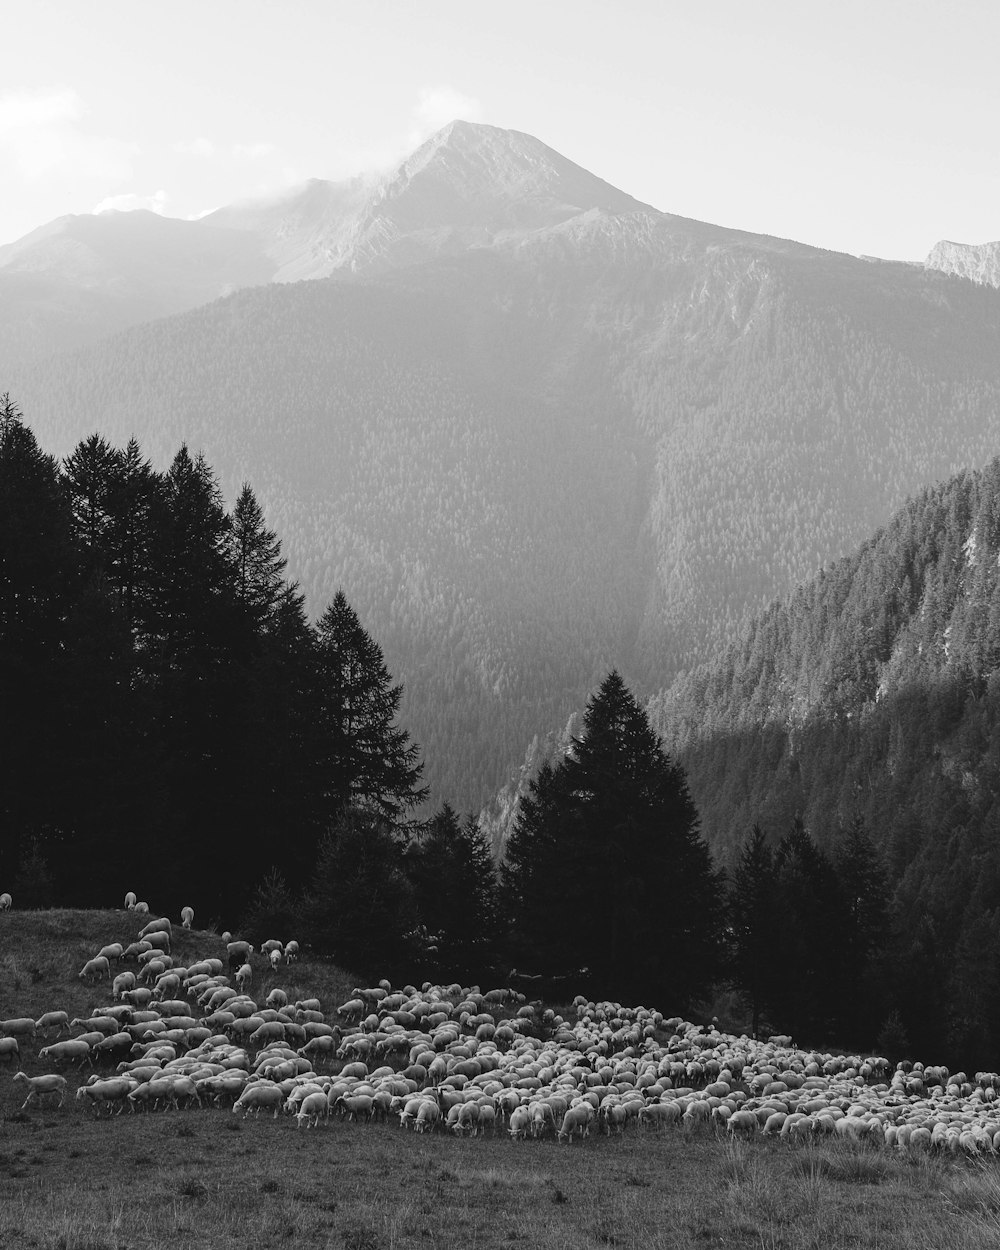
[2,910,1000,1249]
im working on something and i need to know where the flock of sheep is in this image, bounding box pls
[4,898,1000,1157]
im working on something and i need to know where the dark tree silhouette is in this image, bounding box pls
[504,670,724,1008]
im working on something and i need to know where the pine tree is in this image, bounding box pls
[409,803,499,975]
[504,671,724,1007]
[104,438,161,637]
[227,483,288,629]
[63,433,119,560]
[313,590,427,824]
[728,825,781,1038]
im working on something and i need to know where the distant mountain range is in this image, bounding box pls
[7,120,1000,816]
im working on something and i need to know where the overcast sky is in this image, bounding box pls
[3,0,997,259]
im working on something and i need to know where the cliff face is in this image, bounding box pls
[925,238,1000,288]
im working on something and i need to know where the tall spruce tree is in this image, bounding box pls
[504,671,724,1008]
[313,590,427,824]
[227,482,288,629]
[728,825,782,1038]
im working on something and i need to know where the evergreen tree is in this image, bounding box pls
[313,590,427,824]
[104,438,162,637]
[227,482,288,629]
[504,671,724,1008]
[300,809,415,977]
[63,433,119,561]
[408,803,500,977]
[728,824,781,1038]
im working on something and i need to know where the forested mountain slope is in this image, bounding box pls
[648,458,1000,981]
[12,124,1000,813]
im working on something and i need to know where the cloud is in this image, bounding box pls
[407,87,484,147]
[233,142,275,160]
[92,189,168,215]
[172,137,215,158]
[0,87,136,183]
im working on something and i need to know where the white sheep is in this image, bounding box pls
[0,1038,19,1063]
[38,1039,92,1067]
[180,906,194,929]
[0,893,11,911]
[34,1011,70,1036]
[76,1076,135,1115]
[112,971,136,1000]
[1,1018,36,1041]
[78,956,110,983]
[295,1090,328,1128]
[233,1083,284,1118]
[12,1071,67,1110]
[97,943,124,964]
[269,948,282,971]
[124,891,137,910]
[133,901,149,915]
[284,940,299,963]
[235,963,253,991]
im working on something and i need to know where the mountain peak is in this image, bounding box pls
[925,237,1000,288]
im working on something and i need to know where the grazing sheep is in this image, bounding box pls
[0,1038,19,1063]
[124,891,137,909]
[113,972,137,1001]
[260,940,283,960]
[180,906,194,929]
[12,1071,68,1110]
[284,941,299,963]
[233,1083,284,1118]
[0,893,11,911]
[295,1090,328,1128]
[78,956,110,983]
[97,943,124,964]
[133,901,149,915]
[235,963,253,992]
[269,949,282,971]
[227,941,254,970]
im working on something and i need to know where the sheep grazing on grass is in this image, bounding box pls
[0,1038,19,1064]
[78,956,110,983]
[124,891,137,910]
[284,941,299,963]
[12,1071,67,1110]
[235,963,253,992]
[233,1083,284,1118]
[76,1077,136,1115]
[180,906,194,929]
[0,893,11,911]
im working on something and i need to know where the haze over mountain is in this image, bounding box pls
[9,120,1000,816]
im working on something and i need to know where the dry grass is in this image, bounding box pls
[2,909,1000,1248]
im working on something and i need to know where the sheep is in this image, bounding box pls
[124,891,137,909]
[113,972,137,1001]
[78,956,110,983]
[12,1071,68,1110]
[233,1083,284,1118]
[0,1038,19,1063]
[139,916,171,938]
[269,949,282,971]
[0,893,11,911]
[284,941,299,963]
[1,1018,36,1041]
[34,1010,70,1037]
[558,1103,594,1143]
[260,939,284,960]
[133,901,149,915]
[235,963,253,992]
[39,1039,92,1067]
[180,905,194,929]
[226,941,254,970]
[76,1077,135,1115]
[97,943,124,964]
[295,1090,329,1128]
